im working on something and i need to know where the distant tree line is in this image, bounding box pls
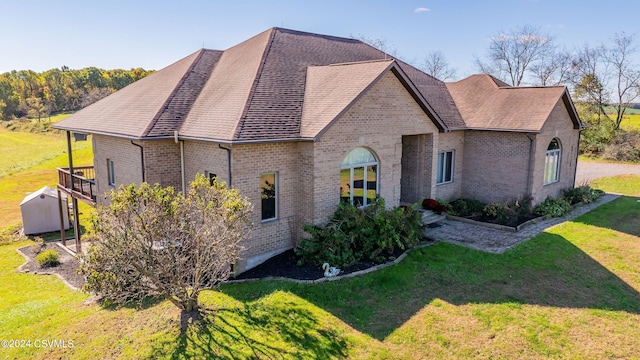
[0,66,153,121]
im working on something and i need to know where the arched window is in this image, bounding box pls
[340,147,379,207]
[544,138,561,185]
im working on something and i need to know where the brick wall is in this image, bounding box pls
[92,135,144,204]
[461,130,532,204]
[142,139,182,191]
[230,142,301,271]
[183,141,230,185]
[312,71,440,224]
[531,99,580,202]
[435,131,464,201]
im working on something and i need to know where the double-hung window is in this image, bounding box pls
[436,151,454,185]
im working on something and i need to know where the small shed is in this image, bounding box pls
[20,186,70,235]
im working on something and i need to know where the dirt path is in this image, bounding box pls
[575,161,640,185]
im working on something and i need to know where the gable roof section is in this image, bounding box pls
[178,29,273,140]
[446,74,582,132]
[54,49,217,138]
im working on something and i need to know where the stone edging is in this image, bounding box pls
[445,214,545,232]
[15,245,81,291]
[227,240,438,285]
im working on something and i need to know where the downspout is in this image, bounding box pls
[573,131,581,187]
[175,131,185,194]
[219,144,232,187]
[526,134,535,196]
[130,141,145,182]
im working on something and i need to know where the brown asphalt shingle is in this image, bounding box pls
[446,74,572,132]
[55,27,579,141]
[55,27,465,141]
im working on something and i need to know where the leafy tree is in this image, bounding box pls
[25,96,47,122]
[79,174,252,312]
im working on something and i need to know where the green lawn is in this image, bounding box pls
[1,175,639,358]
[0,121,93,235]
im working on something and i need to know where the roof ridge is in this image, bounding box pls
[233,28,277,140]
[327,59,394,67]
[272,27,362,43]
[143,49,206,137]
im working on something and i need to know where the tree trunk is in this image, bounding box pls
[184,298,198,312]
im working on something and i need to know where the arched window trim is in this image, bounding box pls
[544,138,561,185]
[340,147,379,207]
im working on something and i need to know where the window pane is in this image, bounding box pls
[340,168,351,204]
[366,165,377,205]
[352,166,364,207]
[444,152,453,182]
[261,173,277,220]
[436,153,444,184]
[342,147,376,166]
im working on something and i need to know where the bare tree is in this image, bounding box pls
[351,34,399,58]
[530,49,574,86]
[604,32,640,129]
[571,34,640,129]
[474,25,554,86]
[79,174,252,312]
[419,51,457,80]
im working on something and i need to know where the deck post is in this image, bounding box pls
[57,189,66,247]
[73,197,81,252]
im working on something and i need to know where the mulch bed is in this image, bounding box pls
[234,239,435,281]
[17,242,85,290]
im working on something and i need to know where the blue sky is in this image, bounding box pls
[1,0,638,78]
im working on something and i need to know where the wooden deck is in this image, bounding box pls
[57,166,97,203]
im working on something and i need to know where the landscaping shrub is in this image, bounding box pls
[563,186,604,205]
[534,197,573,219]
[36,249,60,267]
[296,199,424,267]
[446,198,486,217]
[422,198,439,211]
[602,130,640,162]
[483,203,518,226]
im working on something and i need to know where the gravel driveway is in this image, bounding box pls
[575,161,640,185]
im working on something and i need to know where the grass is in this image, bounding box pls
[0,118,94,235]
[1,174,639,358]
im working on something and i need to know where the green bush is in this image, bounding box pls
[534,197,573,219]
[446,198,486,217]
[296,199,424,267]
[483,203,518,226]
[36,249,60,267]
[602,130,640,162]
[563,186,604,205]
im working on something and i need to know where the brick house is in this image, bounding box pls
[54,28,583,273]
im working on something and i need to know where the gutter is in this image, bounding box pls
[130,141,145,182]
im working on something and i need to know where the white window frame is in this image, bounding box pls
[107,159,115,186]
[436,151,454,185]
[544,148,561,185]
[340,148,379,207]
[260,172,278,222]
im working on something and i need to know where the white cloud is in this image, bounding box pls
[414,7,430,13]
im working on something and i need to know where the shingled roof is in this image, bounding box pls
[54,27,465,141]
[446,74,583,132]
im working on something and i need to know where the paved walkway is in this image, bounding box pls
[423,194,619,253]
[576,161,640,185]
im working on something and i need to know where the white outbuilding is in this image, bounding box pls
[20,186,70,235]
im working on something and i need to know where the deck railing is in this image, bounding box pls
[57,166,97,202]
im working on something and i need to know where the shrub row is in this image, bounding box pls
[295,199,424,268]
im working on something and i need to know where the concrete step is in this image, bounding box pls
[419,209,446,225]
